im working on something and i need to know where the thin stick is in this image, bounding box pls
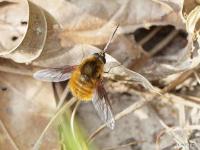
[162,70,193,93]
[128,28,179,71]
[193,71,200,84]
[87,125,105,143]
[88,70,194,143]
[0,120,20,150]
[56,85,70,111]
[33,97,77,150]
[103,25,119,52]
[70,101,81,143]
[0,1,17,8]
[149,29,179,56]
[149,103,189,150]
[180,95,200,104]
[138,26,162,45]
[177,104,186,127]
[156,125,200,150]
[156,129,166,150]
[88,96,150,143]
[102,140,145,150]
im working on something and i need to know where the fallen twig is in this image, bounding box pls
[0,120,20,150]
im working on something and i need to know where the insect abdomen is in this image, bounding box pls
[69,69,95,101]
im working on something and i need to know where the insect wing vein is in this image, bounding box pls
[92,83,115,129]
[33,65,77,82]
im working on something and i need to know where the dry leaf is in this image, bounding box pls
[0,0,28,55]
[0,1,61,64]
[3,1,47,63]
[58,0,184,46]
[0,72,59,149]
[1,0,200,149]
[0,58,35,76]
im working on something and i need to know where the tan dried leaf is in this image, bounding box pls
[0,0,28,55]
[0,73,59,149]
[2,1,47,63]
[0,58,35,76]
[0,1,61,64]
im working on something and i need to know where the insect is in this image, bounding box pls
[33,25,119,129]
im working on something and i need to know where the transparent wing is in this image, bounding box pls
[92,82,115,129]
[33,65,77,82]
[105,63,160,94]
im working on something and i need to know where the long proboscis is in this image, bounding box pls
[103,24,119,52]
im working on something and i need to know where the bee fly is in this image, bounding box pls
[34,25,119,129]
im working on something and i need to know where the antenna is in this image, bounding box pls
[103,24,119,52]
